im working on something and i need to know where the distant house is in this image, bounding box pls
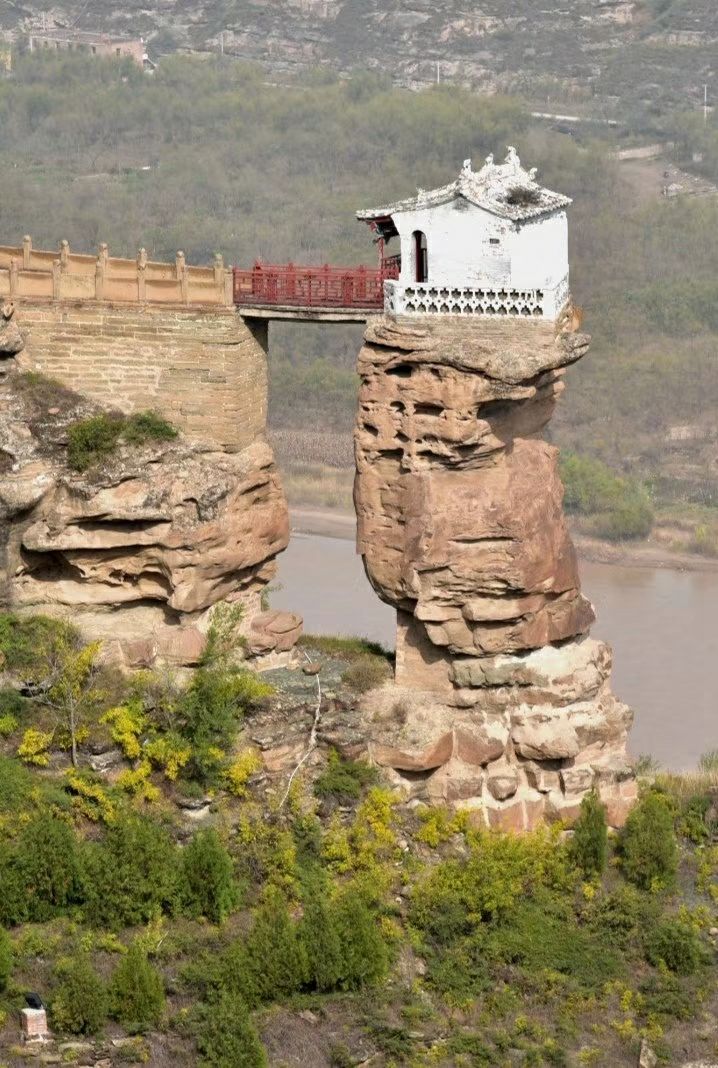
[27,30,153,70]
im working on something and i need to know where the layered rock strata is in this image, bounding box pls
[354,314,635,829]
[0,306,300,667]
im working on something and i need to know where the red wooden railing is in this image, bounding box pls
[232,259,400,309]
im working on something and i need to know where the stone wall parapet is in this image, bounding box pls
[0,236,233,308]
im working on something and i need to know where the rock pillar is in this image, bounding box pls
[354,312,636,829]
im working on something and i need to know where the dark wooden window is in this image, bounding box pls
[413,231,428,283]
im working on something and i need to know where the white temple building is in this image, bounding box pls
[357,148,571,321]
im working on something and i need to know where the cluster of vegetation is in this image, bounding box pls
[67,410,178,470]
[560,450,655,541]
[0,611,717,1065]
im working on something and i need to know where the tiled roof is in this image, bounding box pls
[357,148,571,223]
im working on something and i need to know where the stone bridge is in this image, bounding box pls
[1,238,379,450]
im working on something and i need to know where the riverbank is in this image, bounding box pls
[275,531,718,769]
[290,506,718,572]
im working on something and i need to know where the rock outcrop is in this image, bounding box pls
[354,313,635,829]
[0,307,300,667]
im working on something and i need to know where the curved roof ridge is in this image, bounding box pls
[357,147,571,223]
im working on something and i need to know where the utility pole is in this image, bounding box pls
[436,61,440,85]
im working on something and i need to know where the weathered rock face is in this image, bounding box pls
[354,314,635,828]
[0,309,300,667]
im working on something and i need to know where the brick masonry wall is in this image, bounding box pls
[14,301,267,451]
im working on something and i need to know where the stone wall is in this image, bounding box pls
[14,301,266,452]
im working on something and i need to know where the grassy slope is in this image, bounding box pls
[0,620,718,1066]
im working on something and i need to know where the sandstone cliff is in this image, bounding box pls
[354,314,636,829]
[0,304,300,667]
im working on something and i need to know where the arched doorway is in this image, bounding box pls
[413,230,428,283]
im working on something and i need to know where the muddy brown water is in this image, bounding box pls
[274,532,718,772]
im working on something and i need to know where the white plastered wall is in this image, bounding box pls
[393,199,568,294]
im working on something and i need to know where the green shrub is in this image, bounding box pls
[299,892,344,992]
[678,793,716,844]
[585,885,659,951]
[109,942,165,1032]
[570,792,608,878]
[51,955,108,1035]
[67,410,177,471]
[244,886,307,1003]
[84,816,180,928]
[0,928,12,992]
[639,974,697,1021]
[0,755,32,812]
[0,612,76,679]
[560,450,654,541]
[0,688,26,717]
[410,829,572,943]
[370,1025,415,1060]
[314,749,378,805]
[17,816,86,922]
[645,920,703,975]
[333,887,389,989]
[486,897,623,990]
[341,654,391,694]
[424,937,491,1001]
[618,790,678,890]
[178,667,271,784]
[182,829,240,924]
[194,994,267,1068]
[67,414,124,470]
[122,410,178,445]
[444,1032,493,1064]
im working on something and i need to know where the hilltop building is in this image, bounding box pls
[358,148,571,320]
[27,30,152,70]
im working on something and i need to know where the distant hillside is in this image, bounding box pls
[4,0,718,123]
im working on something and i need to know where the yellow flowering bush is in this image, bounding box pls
[117,761,160,803]
[17,727,53,766]
[144,735,191,781]
[101,701,147,760]
[65,770,115,823]
[225,748,262,797]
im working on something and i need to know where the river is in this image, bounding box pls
[274,532,718,771]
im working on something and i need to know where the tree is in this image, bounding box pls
[182,828,239,924]
[18,816,85,921]
[51,955,108,1035]
[299,892,343,992]
[333,887,388,989]
[84,816,180,928]
[194,994,267,1068]
[618,791,678,891]
[44,636,103,767]
[570,792,608,879]
[244,886,307,1003]
[0,928,12,992]
[109,942,165,1031]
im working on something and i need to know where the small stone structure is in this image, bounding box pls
[21,1007,49,1042]
[354,154,636,829]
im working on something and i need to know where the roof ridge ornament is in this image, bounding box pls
[357,148,570,223]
